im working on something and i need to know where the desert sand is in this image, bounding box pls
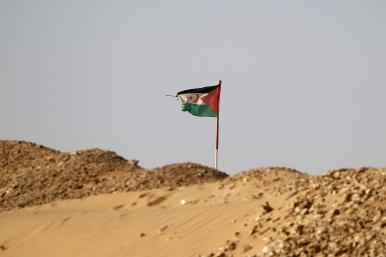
[1,141,385,257]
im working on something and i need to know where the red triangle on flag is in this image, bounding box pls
[201,86,221,114]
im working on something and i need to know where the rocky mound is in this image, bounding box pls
[0,141,228,210]
[201,167,386,257]
[259,168,386,257]
[0,140,60,171]
[221,167,307,187]
[105,162,228,194]
[2,141,385,256]
[129,163,228,190]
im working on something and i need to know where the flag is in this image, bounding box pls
[177,84,221,117]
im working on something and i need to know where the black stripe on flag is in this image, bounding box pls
[177,85,219,95]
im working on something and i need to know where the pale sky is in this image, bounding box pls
[1,0,386,174]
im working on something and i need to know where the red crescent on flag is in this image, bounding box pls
[187,94,199,103]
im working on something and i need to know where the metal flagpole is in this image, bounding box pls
[215,80,221,170]
[215,113,219,170]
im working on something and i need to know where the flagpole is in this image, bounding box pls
[215,80,221,170]
[215,113,219,170]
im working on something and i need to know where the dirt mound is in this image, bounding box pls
[0,141,228,210]
[255,167,386,256]
[2,141,385,256]
[203,167,386,257]
[124,163,228,191]
[222,167,307,186]
[0,140,59,171]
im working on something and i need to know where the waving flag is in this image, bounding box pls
[177,83,221,117]
[175,80,222,170]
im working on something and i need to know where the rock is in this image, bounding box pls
[243,244,253,252]
[261,246,272,254]
[262,202,273,213]
[225,241,237,251]
[330,208,340,218]
[159,225,168,233]
[249,225,258,235]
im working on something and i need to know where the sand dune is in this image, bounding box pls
[1,141,385,257]
[0,141,227,210]
[0,176,296,257]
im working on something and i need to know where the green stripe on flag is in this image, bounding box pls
[182,103,217,117]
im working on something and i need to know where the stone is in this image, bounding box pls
[225,241,237,251]
[261,246,272,254]
[262,202,273,213]
[159,225,168,233]
[249,225,258,235]
[243,244,253,252]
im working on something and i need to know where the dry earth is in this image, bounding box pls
[0,141,227,210]
[0,141,385,257]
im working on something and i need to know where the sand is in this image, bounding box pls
[0,167,307,257]
[0,184,271,257]
[1,141,385,257]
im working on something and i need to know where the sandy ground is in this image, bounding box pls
[2,167,386,257]
[2,142,385,256]
[0,179,294,257]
